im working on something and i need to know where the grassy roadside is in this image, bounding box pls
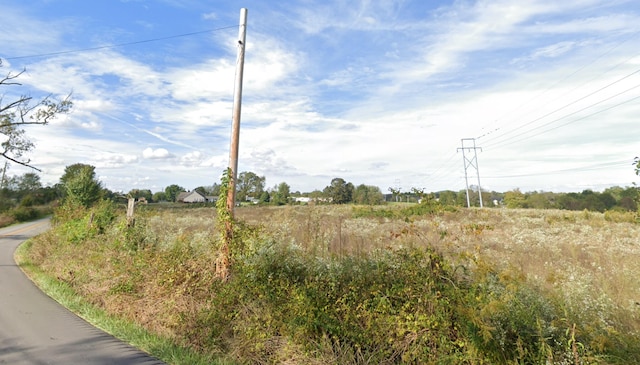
[14,239,233,365]
[16,200,640,364]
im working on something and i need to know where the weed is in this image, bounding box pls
[22,205,640,364]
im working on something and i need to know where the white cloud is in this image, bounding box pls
[93,153,139,168]
[142,147,172,159]
[3,0,639,194]
[202,12,218,20]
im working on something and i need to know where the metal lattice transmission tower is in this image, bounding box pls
[457,138,484,208]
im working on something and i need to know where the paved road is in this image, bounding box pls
[0,218,166,364]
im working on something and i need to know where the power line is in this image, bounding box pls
[3,25,239,61]
[482,67,640,148]
[476,30,640,142]
[482,159,630,179]
[485,88,640,150]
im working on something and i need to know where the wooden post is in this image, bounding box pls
[217,8,247,280]
[126,197,135,227]
[227,7,248,218]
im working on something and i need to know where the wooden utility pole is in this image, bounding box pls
[217,8,247,280]
[227,7,247,218]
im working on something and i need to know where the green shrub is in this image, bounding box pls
[53,199,117,244]
[205,243,473,363]
[353,200,456,220]
[11,206,38,221]
[463,274,563,363]
[603,210,638,223]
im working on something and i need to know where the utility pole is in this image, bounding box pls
[0,161,7,189]
[227,7,248,218]
[217,8,247,280]
[457,138,484,208]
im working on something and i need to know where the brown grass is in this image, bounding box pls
[237,205,640,323]
[25,204,640,362]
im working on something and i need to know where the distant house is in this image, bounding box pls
[176,191,190,202]
[177,191,207,203]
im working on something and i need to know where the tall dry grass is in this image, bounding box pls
[240,205,640,314]
[24,202,640,363]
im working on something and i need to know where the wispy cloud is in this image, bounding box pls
[2,0,639,193]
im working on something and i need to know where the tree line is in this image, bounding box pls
[1,164,639,215]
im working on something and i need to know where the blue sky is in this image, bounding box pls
[1,0,639,194]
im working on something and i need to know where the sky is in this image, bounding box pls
[1,0,639,194]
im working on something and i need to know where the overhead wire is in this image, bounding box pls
[484,82,640,149]
[481,64,640,148]
[3,14,637,192]
[2,25,239,61]
[419,151,466,190]
[476,30,640,143]
[483,159,630,179]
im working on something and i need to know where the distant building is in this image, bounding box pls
[294,197,311,204]
[177,191,208,203]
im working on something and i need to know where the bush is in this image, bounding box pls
[205,243,473,363]
[53,199,117,244]
[11,206,38,221]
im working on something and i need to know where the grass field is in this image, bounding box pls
[21,201,640,364]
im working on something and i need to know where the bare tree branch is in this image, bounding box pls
[0,152,41,172]
[0,67,72,171]
[0,68,26,86]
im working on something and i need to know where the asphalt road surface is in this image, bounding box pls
[0,218,166,364]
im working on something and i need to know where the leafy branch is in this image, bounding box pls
[1,68,73,171]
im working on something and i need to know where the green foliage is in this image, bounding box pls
[324,177,354,204]
[206,244,471,363]
[128,188,152,202]
[202,236,636,364]
[10,205,38,221]
[236,171,265,202]
[23,202,640,364]
[504,189,527,208]
[152,191,166,202]
[216,168,233,234]
[53,199,117,244]
[60,163,103,208]
[270,182,290,205]
[353,198,456,219]
[0,69,72,170]
[463,270,563,363]
[165,184,185,202]
[353,184,384,205]
[501,187,639,212]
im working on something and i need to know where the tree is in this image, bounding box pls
[16,172,42,192]
[236,171,265,202]
[437,190,458,206]
[259,190,270,204]
[152,191,166,202]
[165,184,185,202]
[1,67,72,171]
[598,192,616,211]
[526,191,553,209]
[504,189,526,208]
[324,178,353,204]
[194,186,208,196]
[353,184,384,205]
[271,182,290,205]
[388,187,401,202]
[128,189,152,202]
[60,163,102,207]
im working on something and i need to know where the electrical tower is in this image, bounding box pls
[457,138,483,208]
